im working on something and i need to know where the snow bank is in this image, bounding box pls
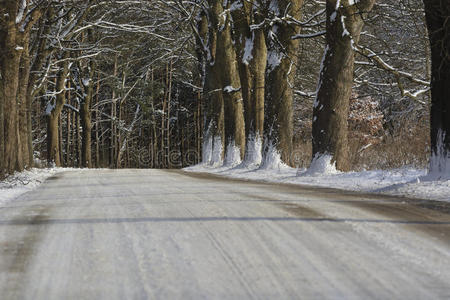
[0,168,70,205]
[300,154,339,176]
[259,143,289,171]
[210,136,223,167]
[224,141,242,167]
[426,130,450,181]
[242,135,263,167]
[202,134,213,164]
[185,163,450,203]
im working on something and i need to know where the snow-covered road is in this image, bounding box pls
[0,169,449,299]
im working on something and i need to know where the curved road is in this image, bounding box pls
[0,169,449,299]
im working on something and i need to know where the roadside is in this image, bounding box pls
[0,168,71,205]
[184,163,450,203]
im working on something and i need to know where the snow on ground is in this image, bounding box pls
[0,168,71,205]
[185,161,450,203]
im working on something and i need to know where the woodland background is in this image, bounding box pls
[0,0,449,179]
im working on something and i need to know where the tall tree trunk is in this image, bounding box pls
[110,55,118,167]
[231,1,267,165]
[211,1,246,162]
[204,3,225,164]
[424,0,450,173]
[312,0,375,171]
[263,0,303,167]
[66,100,71,166]
[95,75,100,167]
[18,38,31,168]
[1,1,41,174]
[0,51,4,178]
[47,57,70,166]
[194,12,208,164]
[1,17,21,173]
[80,69,94,168]
[166,61,173,167]
[80,29,95,168]
[26,15,52,168]
[231,1,252,138]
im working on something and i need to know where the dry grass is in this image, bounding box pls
[292,95,430,171]
[348,115,430,170]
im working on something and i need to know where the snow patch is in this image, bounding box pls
[242,134,263,167]
[202,130,213,164]
[0,168,71,205]
[300,154,339,176]
[45,101,55,115]
[184,163,449,203]
[229,1,243,11]
[267,49,283,72]
[15,0,26,24]
[268,1,280,14]
[425,130,450,181]
[224,141,242,167]
[259,142,289,171]
[314,45,330,109]
[210,136,223,167]
[330,12,337,22]
[335,0,341,10]
[242,36,254,65]
[341,16,350,37]
[223,85,240,93]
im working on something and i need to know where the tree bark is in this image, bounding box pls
[95,74,100,167]
[80,66,94,168]
[204,2,225,163]
[110,54,118,167]
[26,15,53,167]
[263,0,303,166]
[194,11,208,163]
[232,1,267,164]
[423,0,450,171]
[0,47,4,178]
[211,1,246,160]
[47,57,70,166]
[18,38,31,168]
[312,0,375,171]
[1,11,21,173]
[80,29,95,168]
[0,23,6,178]
[1,1,41,173]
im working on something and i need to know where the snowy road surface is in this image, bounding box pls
[0,169,449,299]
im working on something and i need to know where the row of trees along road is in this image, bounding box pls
[0,0,449,179]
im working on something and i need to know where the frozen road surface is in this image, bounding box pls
[0,169,449,299]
